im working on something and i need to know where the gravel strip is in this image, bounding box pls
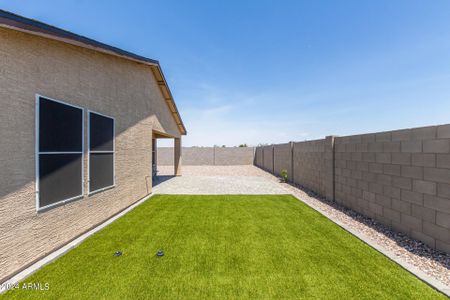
[155,165,450,287]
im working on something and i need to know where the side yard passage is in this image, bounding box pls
[3,194,446,299]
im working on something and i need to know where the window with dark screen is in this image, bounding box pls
[88,111,115,193]
[36,96,84,210]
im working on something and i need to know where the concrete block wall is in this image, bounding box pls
[255,139,333,198]
[158,147,174,165]
[157,147,255,166]
[273,143,292,178]
[183,147,215,165]
[262,146,274,173]
[292,139,327,197]
[214,147,255,165]
[324,136,336,201]
[334,125,450,253]
[255,147,263,166]
[254,125,450,253]
[254,147,264,168]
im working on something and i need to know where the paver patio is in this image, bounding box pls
[154,165,285,195]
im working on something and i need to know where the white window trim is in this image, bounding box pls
[35,94,85,212]
[87,110,116,196]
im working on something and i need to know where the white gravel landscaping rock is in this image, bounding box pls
[155,165,450,288]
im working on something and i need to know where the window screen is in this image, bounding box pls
[37,97,83,210]
[89,113,114,151]
[39,98,83,152]
[89,112,114,193]
[39,154,82,207]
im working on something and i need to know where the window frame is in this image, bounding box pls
[87,110,115,195]
[35,94,85,212]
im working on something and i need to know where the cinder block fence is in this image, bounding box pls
[255,125,450,254]
[158,147,255,166]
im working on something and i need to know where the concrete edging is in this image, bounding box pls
[285,189,450,297]
[0,193,154,294]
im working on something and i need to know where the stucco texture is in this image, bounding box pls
[0,27,181,281]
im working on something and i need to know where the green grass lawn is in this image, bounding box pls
[2,194,446,299]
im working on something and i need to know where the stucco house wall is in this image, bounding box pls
[0,27,181,282]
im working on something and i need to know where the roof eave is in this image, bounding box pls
[0,9,186,135]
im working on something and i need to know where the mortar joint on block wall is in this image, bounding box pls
[290,141,294,183]
[272,144,275,174]
[325,135,336,201]
[255,127,450,254]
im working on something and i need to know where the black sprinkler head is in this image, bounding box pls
[156,250,164,257]
[114,251,122,257]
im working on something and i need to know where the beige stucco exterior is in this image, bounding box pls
[0,27,183,282]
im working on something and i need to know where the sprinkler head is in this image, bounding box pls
[156,250,164,257]
[114,251,122,257]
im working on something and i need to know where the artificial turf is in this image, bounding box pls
[2,194,446,299]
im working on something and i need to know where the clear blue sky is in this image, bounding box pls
[2,1,450,146]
